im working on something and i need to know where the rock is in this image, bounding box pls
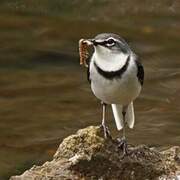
[10,126,180,180]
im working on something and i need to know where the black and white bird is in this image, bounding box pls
[84,33,144,153]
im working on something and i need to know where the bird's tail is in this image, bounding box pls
[111,102,135,131]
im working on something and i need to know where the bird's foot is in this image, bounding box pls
[100,124,111,139]
[117,137,128,156]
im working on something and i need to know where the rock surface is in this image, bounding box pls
[10,126,180,180]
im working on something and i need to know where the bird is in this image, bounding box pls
[84,33,144,154]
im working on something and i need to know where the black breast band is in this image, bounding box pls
[94,56,130,80]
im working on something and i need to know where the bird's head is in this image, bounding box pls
[85,33,132,58]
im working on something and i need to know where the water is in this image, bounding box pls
[0,4,180,179]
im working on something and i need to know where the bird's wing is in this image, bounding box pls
[135,59,144,85]
[87,65,91,83]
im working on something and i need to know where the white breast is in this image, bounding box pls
[89,54,141,105]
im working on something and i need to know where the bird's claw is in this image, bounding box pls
[100,124,111,139]
[117,137,128,156]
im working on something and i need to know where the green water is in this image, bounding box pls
[0,1,179,179]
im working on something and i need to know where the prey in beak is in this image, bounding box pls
[79,38,94,67]
[78,37,109,68]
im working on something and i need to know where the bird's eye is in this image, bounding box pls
[106,38,115,46]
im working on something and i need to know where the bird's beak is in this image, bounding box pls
[89,39,105,46]
[89,39,100,46]
[82,39,95,46]
[82,39,102,46]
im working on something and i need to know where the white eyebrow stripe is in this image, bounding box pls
[95,39,105,43]
[106,37,116,41]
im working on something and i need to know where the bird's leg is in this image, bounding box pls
[118,106,128,155]
[101,102,111,139]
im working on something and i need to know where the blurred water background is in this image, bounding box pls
[0,1,180,179]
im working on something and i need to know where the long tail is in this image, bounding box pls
[111,102,135,131]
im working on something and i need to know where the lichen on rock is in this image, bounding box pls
[10,126,180,180]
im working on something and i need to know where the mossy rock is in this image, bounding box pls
[10,126,180,180]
